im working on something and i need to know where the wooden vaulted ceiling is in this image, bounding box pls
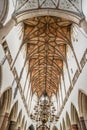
[23,16,72,97]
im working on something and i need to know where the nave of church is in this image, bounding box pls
[0,0,87,130]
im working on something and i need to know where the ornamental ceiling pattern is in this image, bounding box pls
[23,16,72,97]
[14,0,82,15]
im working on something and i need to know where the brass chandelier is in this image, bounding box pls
[30,91,59,128]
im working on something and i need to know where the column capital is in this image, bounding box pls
[80,116,86,130]
[71,124,78,130]
[12,15,18,25]
[0,17,17,43]
[4,113,9,118]
[10,121,16,125]
[79,16,85,26]
[80,116,84,120]
[0,113,9,130]
[9,121,18,130]
[79,17,87,34]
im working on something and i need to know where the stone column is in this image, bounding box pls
[0,113,9,130]
[80,117,86,130]
[9,121,17,130]
[71,124,78,130]
[80,18,87,34]
[0,18,17,43]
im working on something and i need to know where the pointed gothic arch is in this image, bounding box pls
[62,118,66,130]
[60,123,62,130]
[78,90,87,119]
[71,103,81,129]
[66,112,71,130]
[0,87,12,114]
[24,121,27,130]
[17,109,22,127]
[0,87,12,128]
[9,101,18,122]
[7,101,18,130]
[21,116,25,130]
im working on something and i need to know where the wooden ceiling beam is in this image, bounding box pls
[30,71,59,84]
[32,77,58,89]
[23,16,72,97]
[32,77,58,90]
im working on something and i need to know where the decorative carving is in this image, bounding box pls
[41,0,56,8]
[18,0,38,12]
[14,0,82,16]
[59,0,82,14]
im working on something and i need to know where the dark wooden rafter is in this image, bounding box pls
[29,58,63,74]
[32,80,58,94]
[30,74,59,89]
[30,67,60,79]
[32,73,58,88]
[31,75,59,87]
[23,16,72,97]
[30,71,59,85]
[33,83,57,95]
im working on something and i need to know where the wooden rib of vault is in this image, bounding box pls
[23,16,72,97]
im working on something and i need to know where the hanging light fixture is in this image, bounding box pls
[30,76,59,128]
[30,90,59,128]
